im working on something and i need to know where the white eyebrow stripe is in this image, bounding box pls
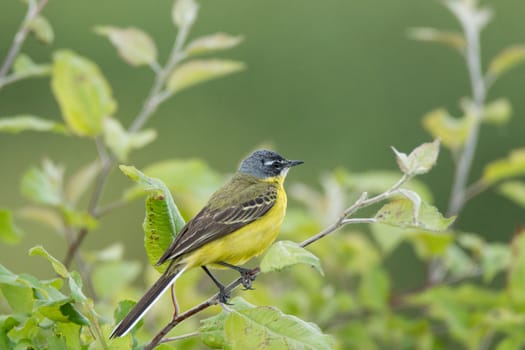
[264,160,274,165]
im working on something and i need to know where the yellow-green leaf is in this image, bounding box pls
[508,229,525,305]
[0,115,66,134]
[487,45,525,81]
[29,245,69,278]
[13,54,50,77]
[498,181,525,208]
[0,209,23,244]
[28,15,54,44]
[95,26,158,66]
[482,149,525,185]
[103,118,156,161]
[172,0,199,28]
[260,240,323,275]
[51,50,116,137]
[358,266,390,310]
[375,199,455,232]
[482,98,512,125]
[407,27,465,52]
[167,59,245,94]
[422,109,472,150]
[391,140,440,176]
[408,231,454,259]
[20,159,64,206]
[186,33,243,56]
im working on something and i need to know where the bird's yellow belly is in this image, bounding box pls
[185,191,286,268]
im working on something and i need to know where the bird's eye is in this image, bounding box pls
[272,161,281,168]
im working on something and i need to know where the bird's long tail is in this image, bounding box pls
[110,264,186,338]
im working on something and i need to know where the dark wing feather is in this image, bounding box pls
[156,177,278,265]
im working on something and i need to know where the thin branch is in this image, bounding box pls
[63,23,192,267]
[160,332,199,344]
[0,0,49,84]
[143,175,412,349]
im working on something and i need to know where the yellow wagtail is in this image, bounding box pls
[111,149,303,338]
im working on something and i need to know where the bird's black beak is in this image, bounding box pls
[286,160,304,167]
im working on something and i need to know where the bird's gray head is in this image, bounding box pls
[238,149,303,179]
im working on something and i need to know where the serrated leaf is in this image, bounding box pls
[120,165,185,270]
[482,149,525,185]
[95,26,157,67]
[224,301,333,350]
[375,199,455,232]
[487,45,525,81]
[172,0,199,28]
[20,159,64,206]
[0,115,66,134]
[186,33,243,56]
[65,160,101,204]
[13,54,50,77]
[55,323,82,350]
[422,109,472,150]
[92,261,141,298]
[103,118,156,161]
[483,98,512,125]
[167,59,245,94]
[498,181,525,208]
[260,241,323,275]
[0,209,23,244]
[51,50,116,137]
[358,266,390,310]
[407,27,465,51]
[29,245,69,278]
[28,15,54,44]
[507,229,525,304]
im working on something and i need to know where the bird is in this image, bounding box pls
[110,149,303,338]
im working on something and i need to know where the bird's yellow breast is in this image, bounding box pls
[185,177,287,268]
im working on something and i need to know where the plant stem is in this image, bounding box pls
[0,0,49,84]
[63,23,191,267]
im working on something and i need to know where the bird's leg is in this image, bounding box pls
[201,266,231,304]
[217,262,257,290]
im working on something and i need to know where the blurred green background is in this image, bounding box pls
[1,0,524,279]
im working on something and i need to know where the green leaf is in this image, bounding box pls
[0,209,23,244]
[37,300,89,325]
[167,59,245,94]
[507,229,525,305]
[0,265,33,313]
[498,181,525,208]
[391,140,440,176]
[483,98,512,125]
[407,27,465,52]
[28,15,54,44]
[17,206,63,232]
[200,298,257,349]
[260,241,323,275]
[68,271,87,303]
[13,54,51,77]
[370,223,406,255]
[224,300,333,350]
[120,165,185,270]
[482,148,525,185]
[443,244,477,279]
[95,26,158,67]
[358,266,390,311]
[65,161,101,205]
[0,115,66,134]
[103,117,156,161]
[375,198,455,232]
[92,261,141,298]
[123,159,223,214]
[55,323,82,350]
[61,208,98,230]
[408,231,454,259]
[172,0,199,28]
[422,109,472,150]
[482,243,511,283]
[487,45,525,81]
[29,245,69,278]
[186,33,243,56]
[20,159,64,206]
[51,50,116,137]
